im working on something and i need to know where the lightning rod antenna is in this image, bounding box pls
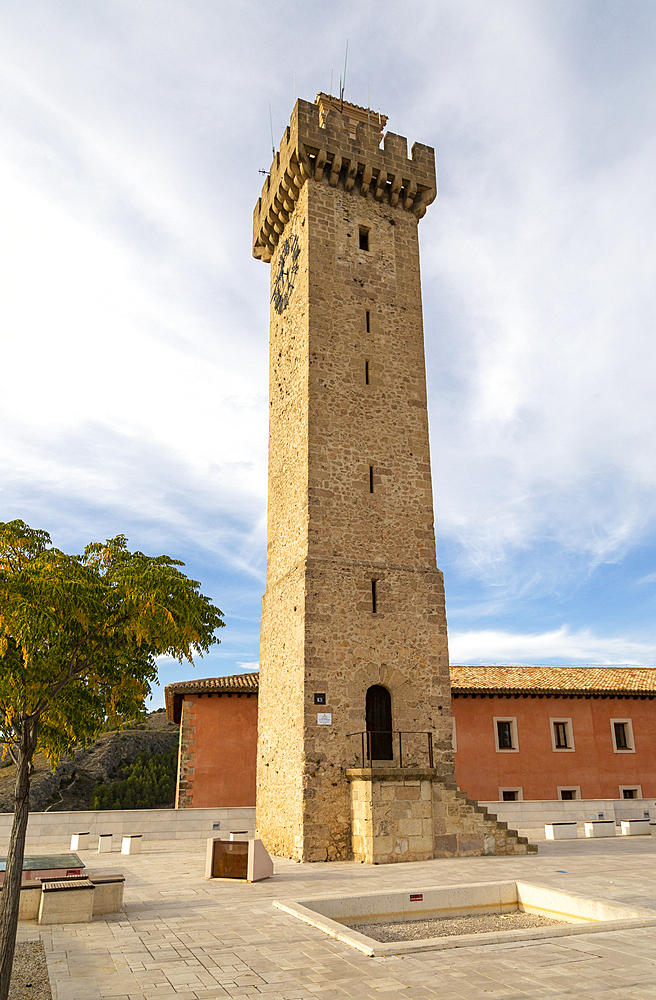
[330,69,333,96]
[340,40,349,110]
[269,103,275,160]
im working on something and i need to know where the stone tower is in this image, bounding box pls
[253,95,535,864]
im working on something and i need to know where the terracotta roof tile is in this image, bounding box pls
[449,665,656,696]
[165,671,259,722]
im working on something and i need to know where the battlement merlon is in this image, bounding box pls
[252,98,437,262]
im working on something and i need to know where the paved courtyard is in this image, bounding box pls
[16,833,656,1000]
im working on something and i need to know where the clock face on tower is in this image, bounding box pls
[271,233,300,315]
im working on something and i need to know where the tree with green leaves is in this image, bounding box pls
[0,520,224,1000]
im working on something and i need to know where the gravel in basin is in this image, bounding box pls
[350,910,565,942]
[9,941,52,1000]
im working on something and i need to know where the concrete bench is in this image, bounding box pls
[97,833,113,853]
[121,834,142,856]
[88,873,125,914]
[38,872,124,916]
[38,877,95,924]
[545,822,578,840]
[7,881,43,921]
[584,820,616,838]
[70,833,90,851]
[621,819,651,836]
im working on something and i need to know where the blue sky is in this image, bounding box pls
[1,1,655,707]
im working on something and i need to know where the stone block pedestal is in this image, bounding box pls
[545,822,578,840]
[584,820,616,838]
[121,835,142,855]
[346,769,537,864]
[621,819,650,836]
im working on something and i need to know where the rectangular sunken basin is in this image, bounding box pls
[273,880,656,957]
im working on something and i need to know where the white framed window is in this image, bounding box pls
[619,785,642,799]
[550,717,575,752]
[494,717,519,752]
[499,787,523,802]
[611,718,635,753]
[452,717,457,753]
[558,786,581,800]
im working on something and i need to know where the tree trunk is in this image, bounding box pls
[0,721,37,1000]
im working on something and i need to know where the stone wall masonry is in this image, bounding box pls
[348,769,537,864]
[256,119,453,863]
[253,98,436,262]
[175,697,195,809]
[255,96,458,863]
[0,807,256,849]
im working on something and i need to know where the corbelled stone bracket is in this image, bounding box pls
[253,98,437,263]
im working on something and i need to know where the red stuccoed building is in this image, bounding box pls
[165,673,258,809]
[165,666,656,808]
[451,666,656,802]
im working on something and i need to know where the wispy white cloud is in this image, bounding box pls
[0,1,655,675]
[450,627,656,667]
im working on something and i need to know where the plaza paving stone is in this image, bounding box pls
[14,835,656,999]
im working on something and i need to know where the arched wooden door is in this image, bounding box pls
[365,685,393,760]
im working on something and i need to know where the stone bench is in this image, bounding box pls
[38,877,95,924]
[584,820,616,838]
[88,873,125,914]
[41,873,124,917]
[545,822,578,840]
[16,881,42,921]
[8,872,125,922]
[621,819,651,836]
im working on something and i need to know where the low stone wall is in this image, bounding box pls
[479,798,656,830]
[0,807,256,848]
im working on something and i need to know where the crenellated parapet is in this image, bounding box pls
[252,96,437,262]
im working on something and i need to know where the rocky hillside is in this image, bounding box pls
[0,710,179,812]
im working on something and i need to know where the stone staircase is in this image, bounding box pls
[433,778,538,857]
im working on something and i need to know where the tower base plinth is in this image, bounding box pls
[346,769,537,864]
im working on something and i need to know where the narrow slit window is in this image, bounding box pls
[369,466,374,493]
[365,360,370,385]
[365,310,370,332]
[359,227,369,251]
[371,579,377,613]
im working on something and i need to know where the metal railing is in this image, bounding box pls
[346,730,434,769]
